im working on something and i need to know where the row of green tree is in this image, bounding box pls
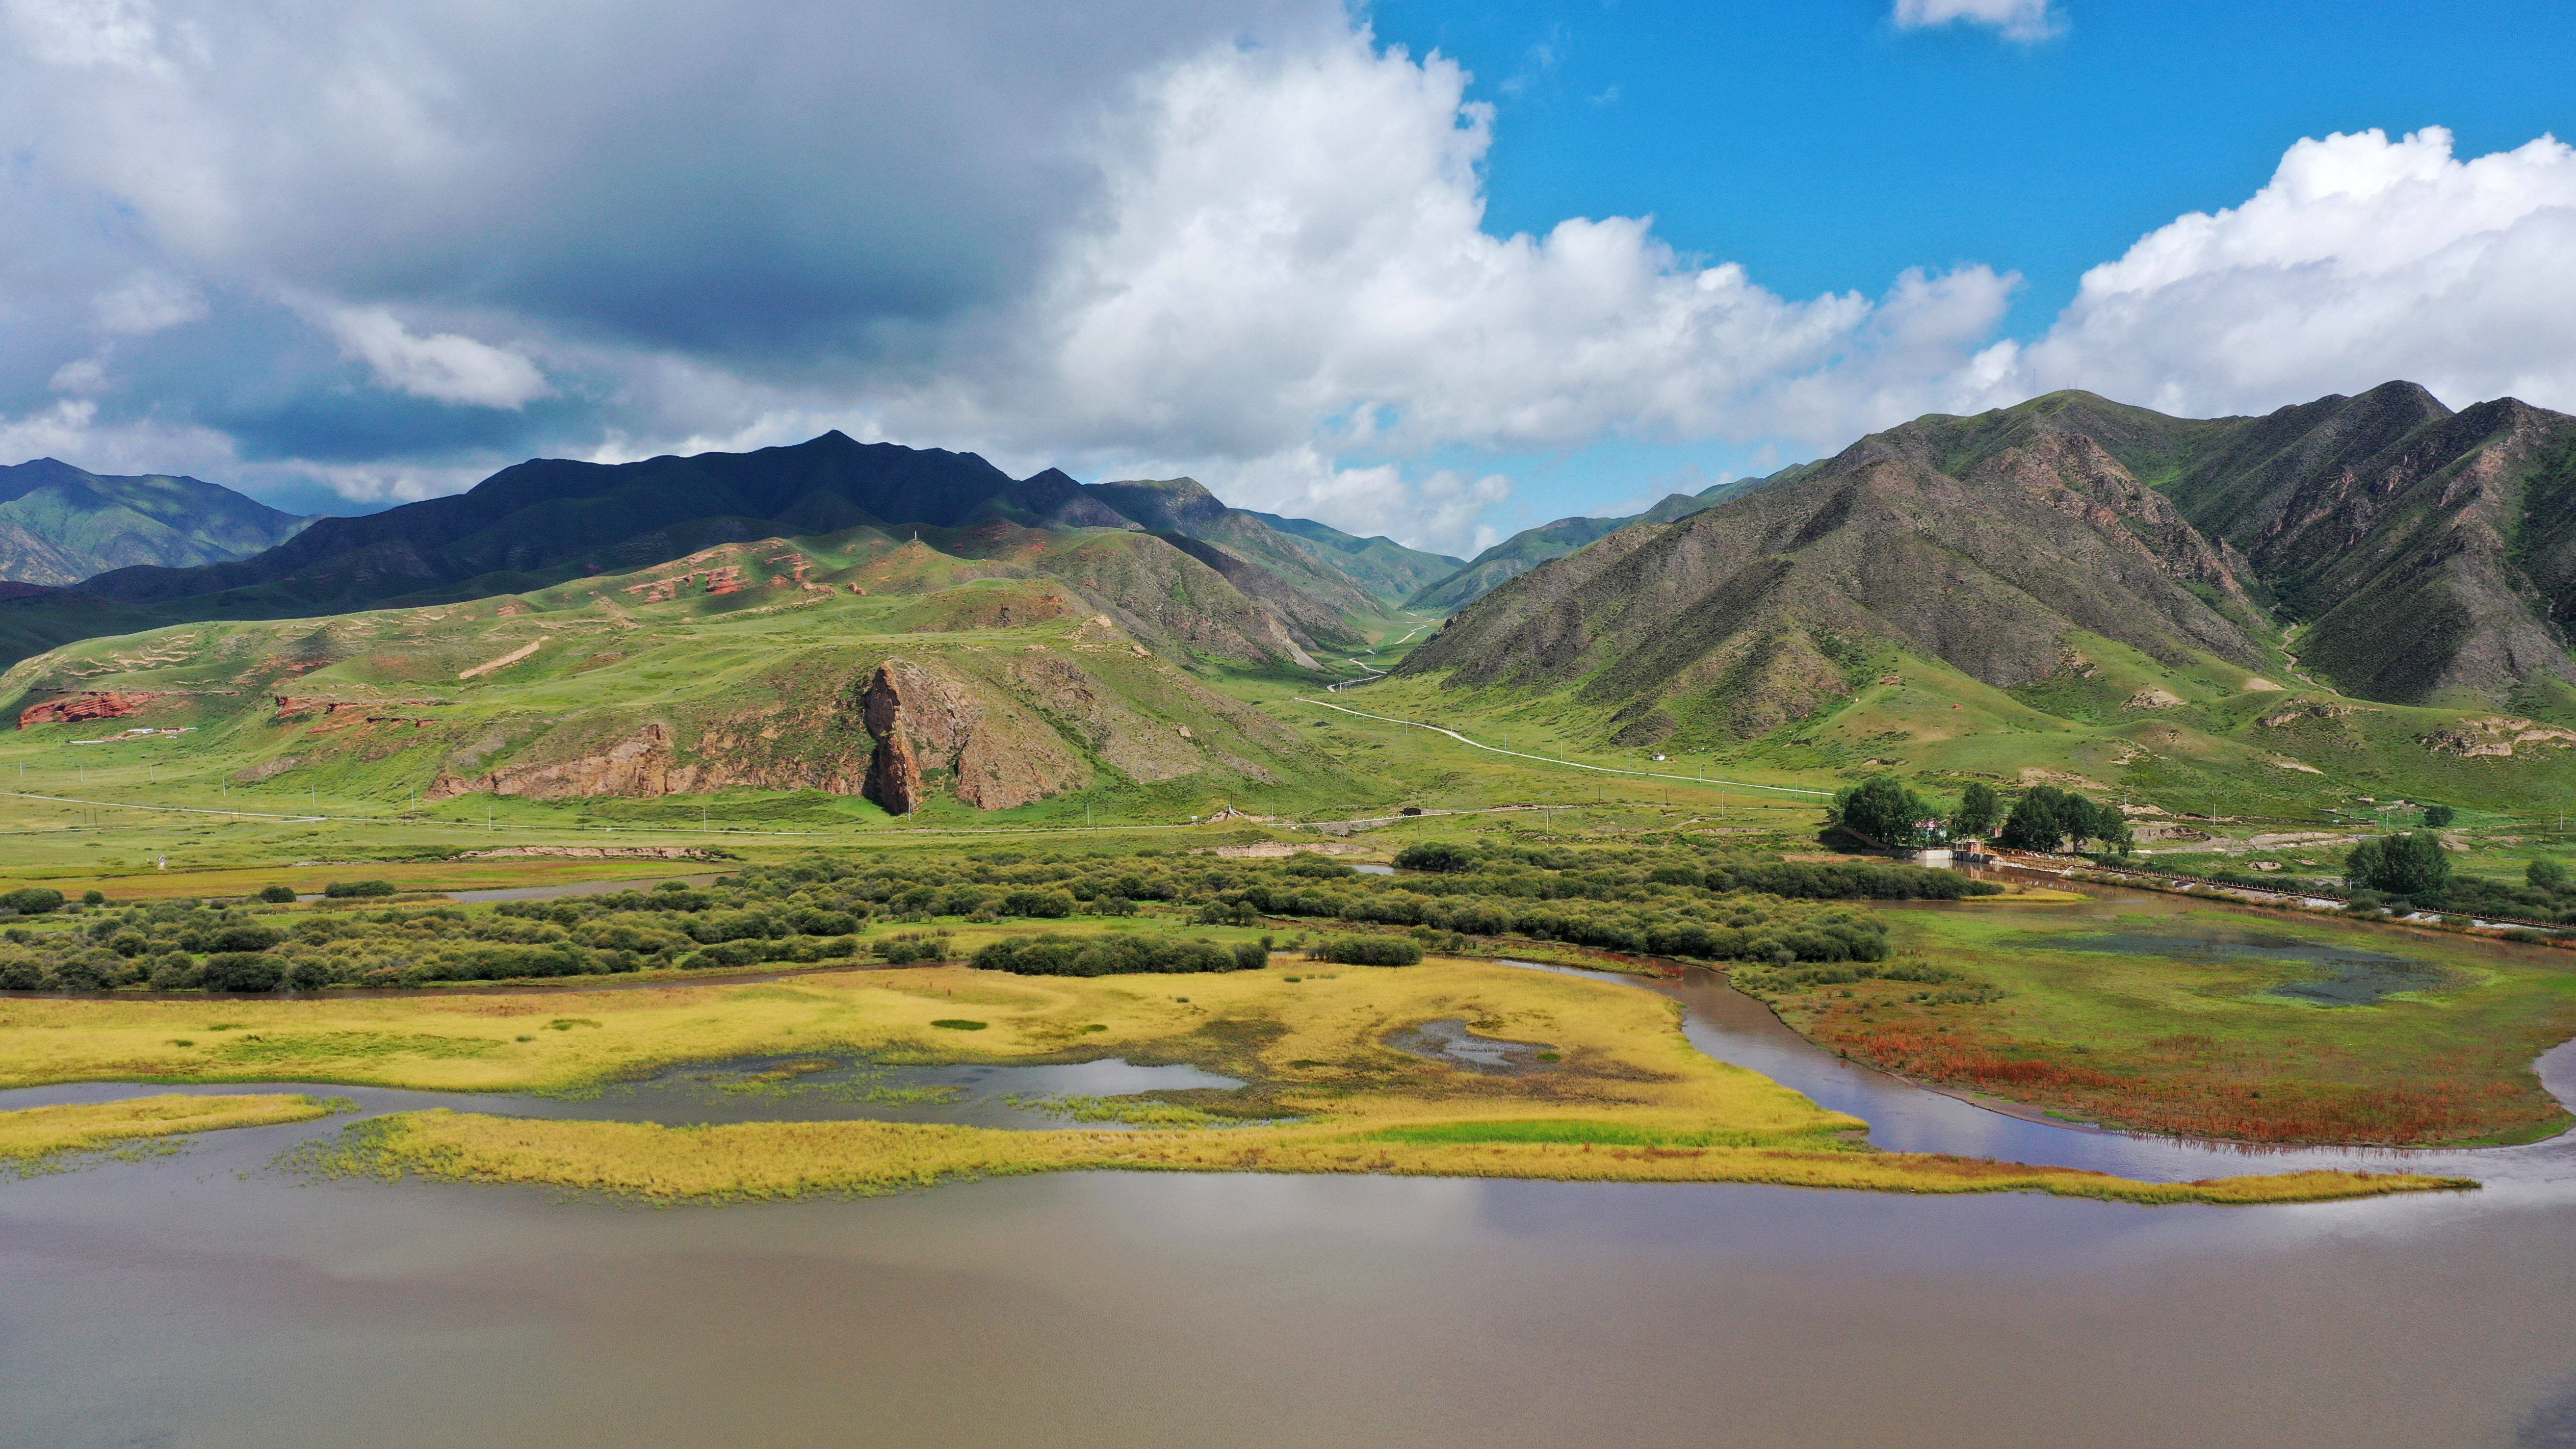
[1832,777,2132,854]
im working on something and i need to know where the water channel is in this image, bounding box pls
[7,887,2576,1448]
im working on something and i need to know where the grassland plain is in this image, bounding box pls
[1737,900,2576,1145]
[0,955,2461,1204]
[0,1092,338,1173]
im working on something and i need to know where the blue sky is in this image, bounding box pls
[2,0,2573,552]
[1383,1,2575,331]
[1357,0,2576,536]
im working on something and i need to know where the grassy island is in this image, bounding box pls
[0,1093,338,1173]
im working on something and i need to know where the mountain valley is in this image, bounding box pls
[12,381,2576,850]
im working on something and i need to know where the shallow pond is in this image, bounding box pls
[0,1053,1240,1133]
[2031,925,2450,1005]
[1382,1017,1554,1073]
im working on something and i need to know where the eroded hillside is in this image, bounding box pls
[2,527,1359,818]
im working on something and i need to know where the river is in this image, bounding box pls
[7,909,2576,1447]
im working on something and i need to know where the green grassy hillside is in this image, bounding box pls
[0,523,1389,833]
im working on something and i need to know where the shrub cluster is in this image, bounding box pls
[1309,936,1422,966]
[975,936,1266,976]
[0,833,1989,993]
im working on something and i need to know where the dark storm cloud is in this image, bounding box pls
[0,0,1335,478]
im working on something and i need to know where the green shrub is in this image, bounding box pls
[322,880,398,899]
[1393,842,1476,873]
[201,953,286,992]
[998,888,1076,918]
[0,887,64,916]
[1312,936,1423,966]
[258,884,298,904]
[208,924,284,953]
[974,935,1256,976]
[2347,832,2452,897]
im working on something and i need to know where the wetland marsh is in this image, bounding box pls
[8,856,2576,1447]
[4,947,2574,1449]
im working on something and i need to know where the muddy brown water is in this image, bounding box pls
[9,892,2576,1447]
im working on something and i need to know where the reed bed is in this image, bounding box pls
[0,1093,338,1172]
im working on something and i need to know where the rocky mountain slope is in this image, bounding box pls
[0,459,314,585]
[3,526,1357,817]
[1399,417,2276,743]
[1081,476,1458,610]
[1848,383,2576,707]
[1404,383,2576,747]
[1405,469,1799,613]
[2146,383,2576,705]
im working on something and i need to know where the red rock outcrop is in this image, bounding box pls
[427,724,682,801]
[17,692,164,728]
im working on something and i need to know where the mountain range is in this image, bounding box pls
[0,434,1456,676]
[1403,382,2576,734]
[0,459,315,586]
[13,379,2576,820]
[1404,469,1804,613]
[0,437,1460,818]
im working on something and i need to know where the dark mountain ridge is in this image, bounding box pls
[6,434,1442,675]
[80,433,1133,613]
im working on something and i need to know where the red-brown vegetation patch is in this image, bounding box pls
[1808,993,2562,1144]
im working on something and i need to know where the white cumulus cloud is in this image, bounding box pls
[93,270,206,336]
[885,29,2016,529]
[2001,127,2576,416]
[321,307,552,409]
[1892,0,2064,43]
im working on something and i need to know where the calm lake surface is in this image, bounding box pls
[9,892,2576,1448]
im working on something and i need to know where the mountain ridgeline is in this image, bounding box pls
[1400,382,2576,745]
[0,435,1461,820]
[0,459,315,586]
[1404,469,1804,613]
[2,434,1457,676]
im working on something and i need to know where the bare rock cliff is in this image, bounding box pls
[859,658,1087,812]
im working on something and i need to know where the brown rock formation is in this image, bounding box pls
[17,691,164,728]
[860,669,925,814]
[858,658,1086,812]
[427,724,681,801]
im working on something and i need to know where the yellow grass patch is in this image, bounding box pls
[310,1109,2472,1206]
[0,1093,337,1171]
